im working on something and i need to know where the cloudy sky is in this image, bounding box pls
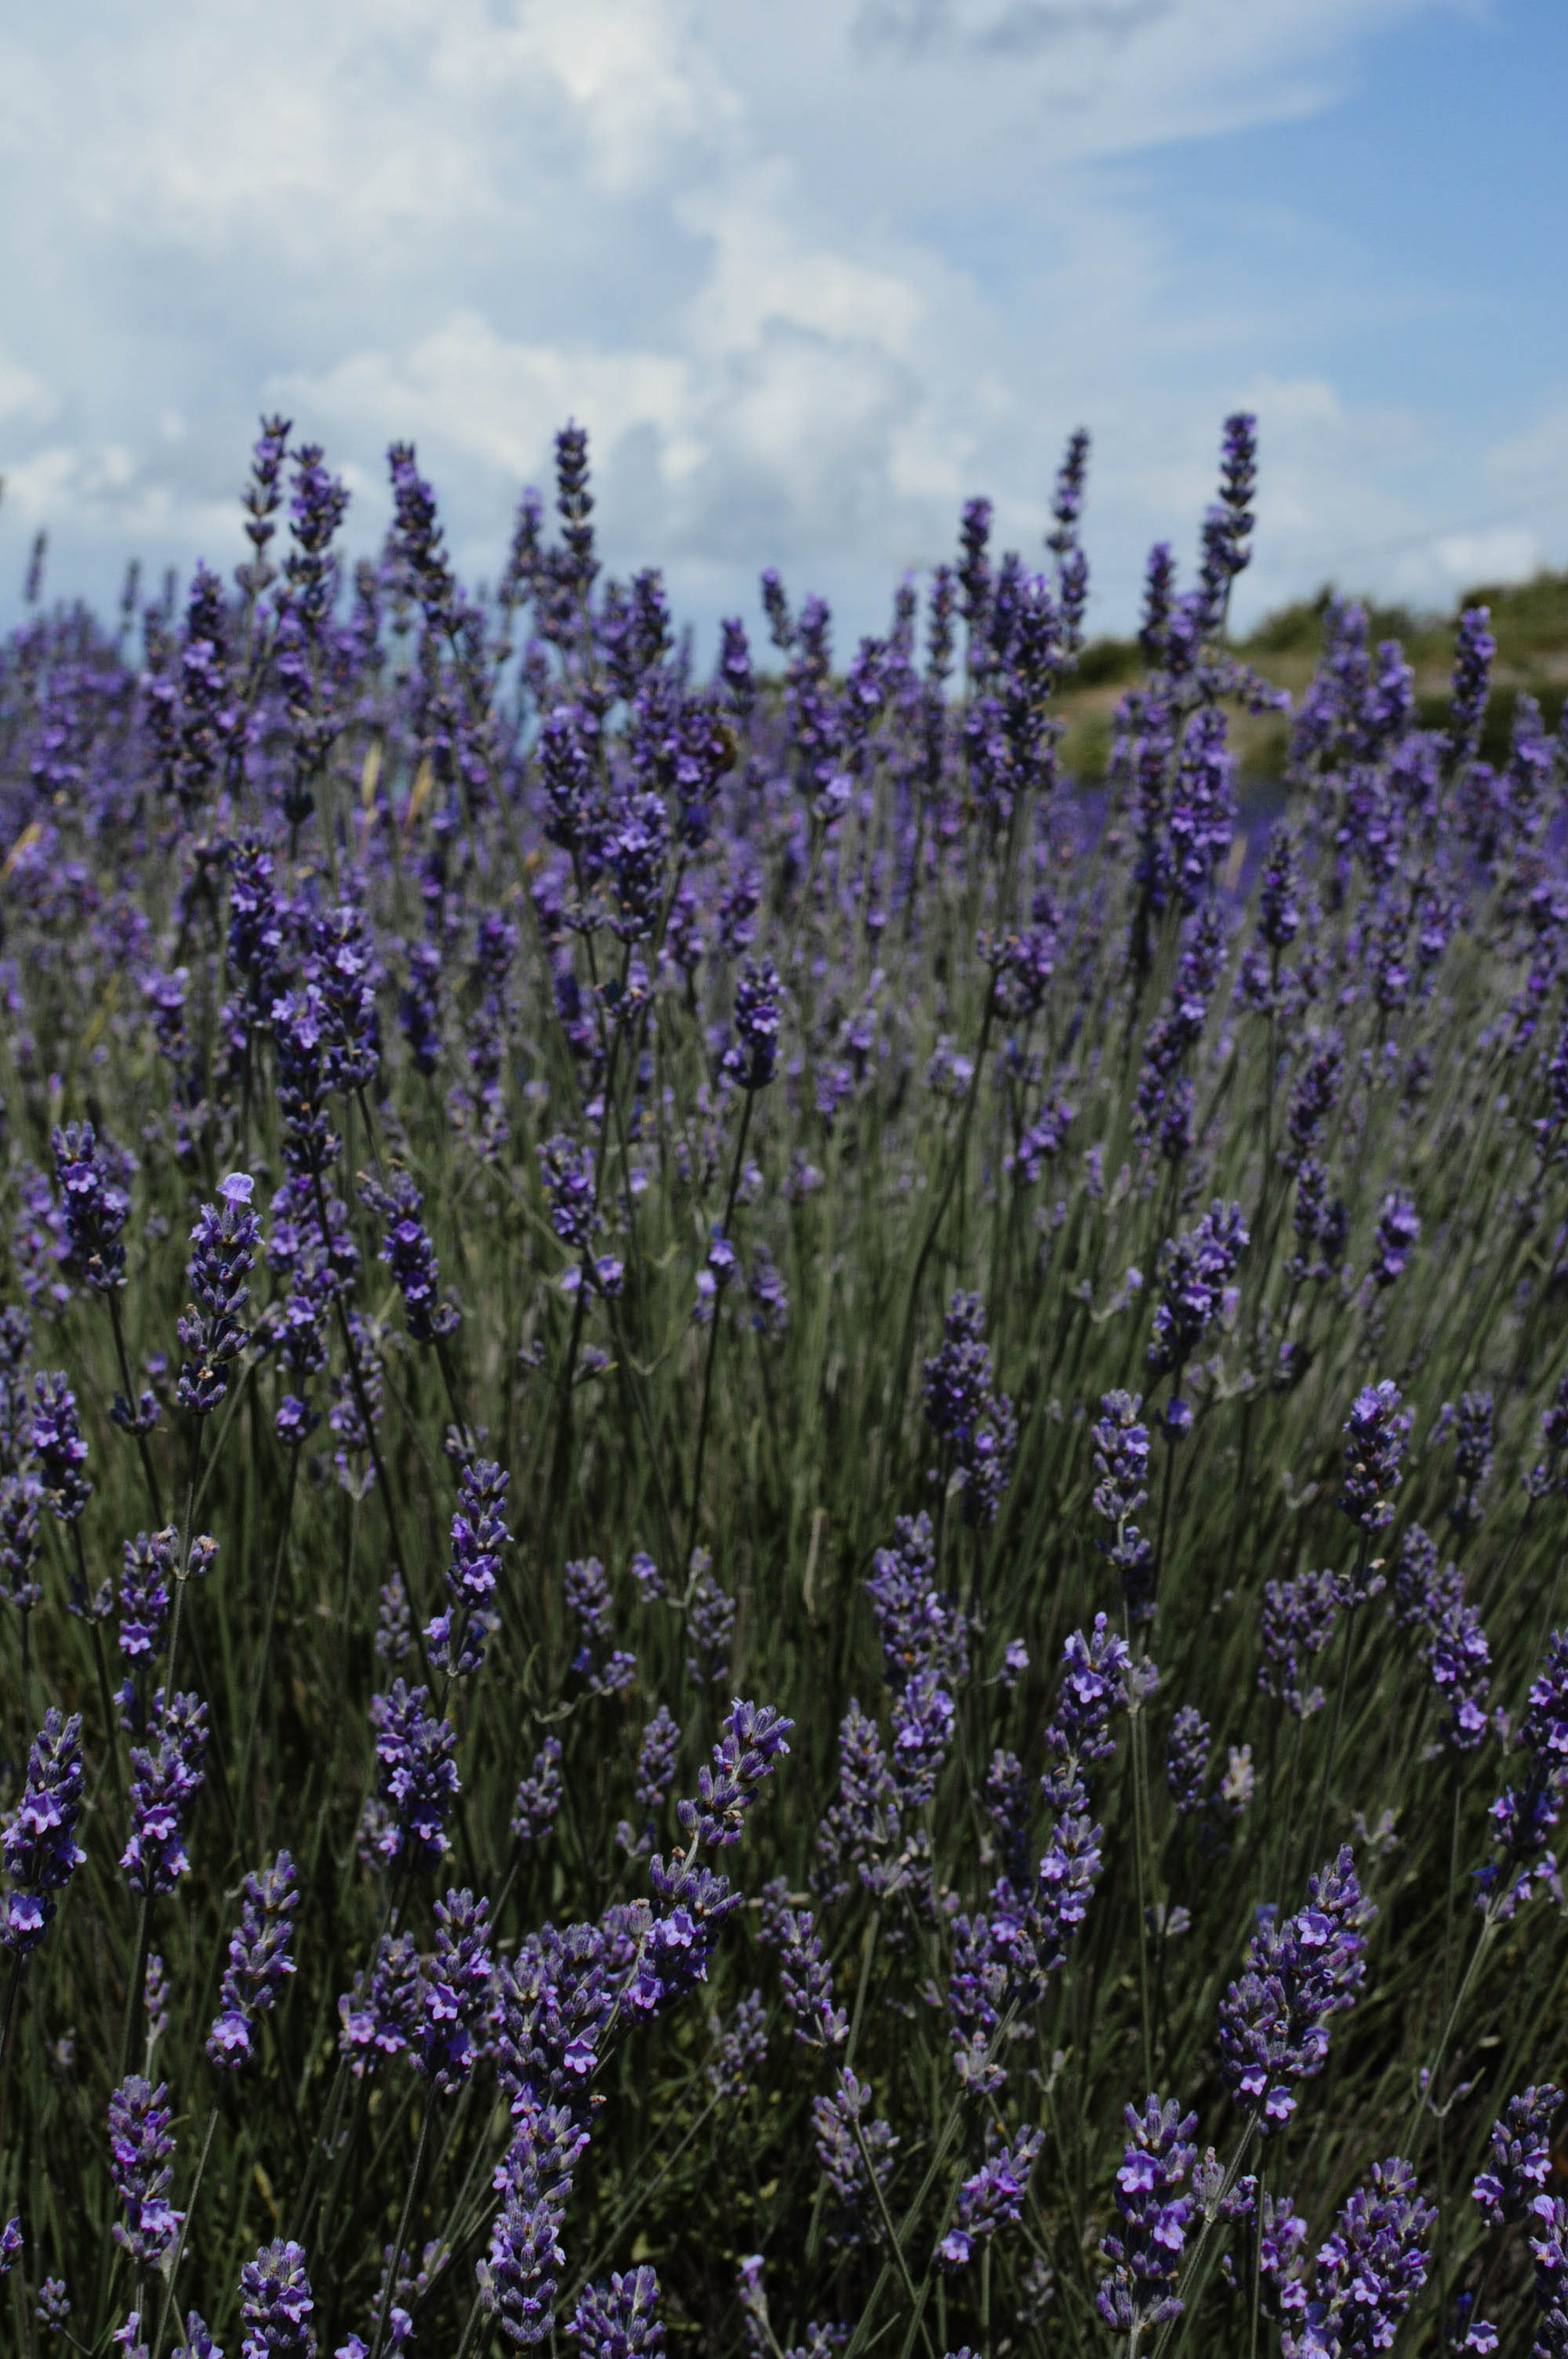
[0,0,1561,656]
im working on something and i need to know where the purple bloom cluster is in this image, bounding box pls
[1477,1627,1568,1917]
[108,2075,182,2270]
[921,1291,1017,1525]
[51,1119,131,1292]
[358,1165,458,1345]
[938,2127,1044,2270]
[208,1852,299,2069]
[1148,1201,1247,1420]
[238,2240,315,2359]
[178,1173,261,1413]
[1,1709,87,1956]
[1096,2096,1199,2335]
[122,1689,210,1896]
[1218,1847,1374,2128]
[568,2267,665,2359]
[1473,2085,1563,2226]
[1090,1390,1155,1621]
[1339,1381,1410,1534]
[429,1457,511,1677]
[367,1681,459,1872]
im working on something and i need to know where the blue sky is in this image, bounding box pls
[0,0,1561,658]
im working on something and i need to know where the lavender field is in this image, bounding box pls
[2,413,1568,2359]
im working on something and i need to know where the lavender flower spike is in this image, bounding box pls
[568,2266,665,2359]
[1,1708,87,1956]
[208,1852,299,2069]
[1096,2095,1199,2339]
[108,2075,182,2271]
[1218,1847,1374,2128]
[239,2241,316,2359]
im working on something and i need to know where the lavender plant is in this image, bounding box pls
[0,406,1564,2359]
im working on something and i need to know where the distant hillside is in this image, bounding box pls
[1059,568,1568,783]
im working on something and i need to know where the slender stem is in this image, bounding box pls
[367,2088,438,2359]
[684,1089,756,1563]
[150,2104,219,2359]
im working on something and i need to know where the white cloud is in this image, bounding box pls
[0,0,1550,652]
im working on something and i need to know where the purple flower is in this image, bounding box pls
[1476,1627,1568,1917]
[1165,1709,1210,1817]
[1096,2095,1198,2335]
[1473,2085,1563,2226]
[0,1472,43,1615]
[678,1699,793,1849]
[416,1887,496,2091]
[338,1932,423,2074]
[938,2128,1044,2270]
[238,2240,316,2359]
[368,1682,459,1872]
[1450,1390,1494,1531]
[1091,1391,1155,1622]
[568,2269,664,2359]
[1448,605,1495,763]
[30,1372,91,1523]
[709,1989,770,2100]
[865,1512,967,1693]
[617,1707,681,1859]
[1042,1614,1134,1808]
[177,1174,260,1413]
[722,959,781,1091]
[1,1709,87,1957]
[540,1135,598,1256]
[122,1690,209,1896]
[564,1555,636,1697]
[1218,1848,1374,2128]
[762,1896,848,2050]
[1370,1190,1420,1290]
[270,988,341,1179]
[922,1292,1017,1525]
[119,1528,177,1662]
[51,1119,130,1292]
[108,2075,182,2270]
[512,1739,564,1847]
[480,2086,592,2346]
[208,1852,299,2069]
[1283,1036,1344,1172]
[1149,1201,1247,1395]
[813,2069,898,2250]
[1260,1570,1340,1720]
[1339,1381,1410,1534]
[1285,2157,1434,2358]
[0,2218,19,2274]
[429,1458,510,1678]
[358,1167,457,1347]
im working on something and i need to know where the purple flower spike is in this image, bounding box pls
[238,2240,315,2359]
[122,1690,209,1896]
[108,2075,182,2271]
[30,1372,91,1523]
[1218,1847,1374,2128]
[1340,1381,1410,1534]
[722,959,781,1092]
[178,1175,261,1412]
[1292,2157,1435,2357]
[678,1699,793,1848]
[2,1708,87,1956]
[208,1852,299,2070]
[1473,2085,1563,2226]
[568,2266,665,2359]
[1096,2095,1199,2336]
[938,2128,1044,2270]
[51,1119,131,1292]
[368,1682,459,1872]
